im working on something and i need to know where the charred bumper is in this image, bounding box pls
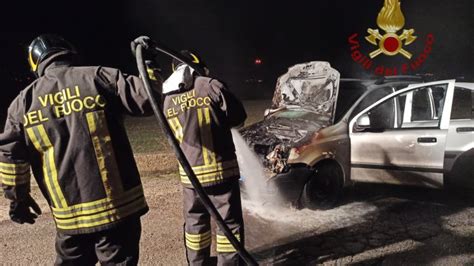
[268,165,313,203]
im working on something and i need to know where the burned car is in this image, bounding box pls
[241,61,474,209]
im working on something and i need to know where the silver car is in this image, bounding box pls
[241,62,474,209]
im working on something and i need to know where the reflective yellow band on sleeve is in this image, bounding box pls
[86,111,123,198]
[185,231,212,251]
[0,162,31,186]
[0,172,30,186]
[0,162,30,175]
[26,125,67,208]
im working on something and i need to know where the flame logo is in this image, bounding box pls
[365,0,416,59]
[377,0,405,33]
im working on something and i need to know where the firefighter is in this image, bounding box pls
[0,34,160,265]
[162,50,247,265]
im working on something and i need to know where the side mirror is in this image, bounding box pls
[356,114,371,127]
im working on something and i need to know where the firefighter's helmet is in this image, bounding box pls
[28,34,76,75]
[172,50,209,76]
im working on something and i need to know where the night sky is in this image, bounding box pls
[1,0,472,117]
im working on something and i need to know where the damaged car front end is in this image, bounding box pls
[240,61,345,208]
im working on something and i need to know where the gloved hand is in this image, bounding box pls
[145,60,162,81]
[9,194,42,224]
[145,60,161,71]
[131,36,158,58]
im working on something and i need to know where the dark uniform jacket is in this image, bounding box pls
[163,77,246,187]
[0,53,151,234]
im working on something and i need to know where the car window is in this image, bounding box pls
[350,86,394,120]
[366,97,397,130]
[354,85,448,131]
[451,87,474,120]
[431,86,446,118]
[411,89,432,121]
[334,81,367,122]
[401,85,447,127]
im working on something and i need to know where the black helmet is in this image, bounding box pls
[28,34,76,74]
[172,50,209,76]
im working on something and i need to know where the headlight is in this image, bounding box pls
[288,147,300,160]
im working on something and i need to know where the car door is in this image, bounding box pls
[349,80,456,188]
[444,85,474,188]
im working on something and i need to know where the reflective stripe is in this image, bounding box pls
[180,168,239,185]
[197,108,209,165]
[52,185,144,218]
[197,108,216,166]
[185,231,212,251]
[179,160,239,185]
[1,172,30,186]
[181,168,239,179]
[55,194,147,230]
[216,234,240,253]
[26,126,67,208]
[0,162,30,186]
[179,160,239,175]
[28,51,38,72]
[203,108,216,165]
[86,111,123,198]
[0,162,30,175]
[168,118,183,143]
[147,68,158,81]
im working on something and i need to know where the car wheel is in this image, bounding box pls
[301,164,343,210]
[445,149,474,192]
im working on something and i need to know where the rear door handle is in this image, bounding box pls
[457,127,474,133]
[418,137,437,143]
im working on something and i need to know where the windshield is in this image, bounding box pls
[273,108,333,123]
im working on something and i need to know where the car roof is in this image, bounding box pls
[455,82,474,90]
[341,76,423,85]
[340,78,420,92]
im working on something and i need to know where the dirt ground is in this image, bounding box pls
[1,172,473,265]
[0,100,473,265]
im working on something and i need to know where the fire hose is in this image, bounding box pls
[133,42,258,266]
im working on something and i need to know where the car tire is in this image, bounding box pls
[301,164,343,210]
[445,149,474,192]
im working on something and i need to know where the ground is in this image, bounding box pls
[0,100,473,265]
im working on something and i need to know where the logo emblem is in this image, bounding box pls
[365,0,417,59]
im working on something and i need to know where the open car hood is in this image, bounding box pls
[242,110,327,147]
[271,61,340,124]
[240,61,340,173]
[240,111,327,168]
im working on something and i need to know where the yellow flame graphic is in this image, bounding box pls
[377,0,405,33]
